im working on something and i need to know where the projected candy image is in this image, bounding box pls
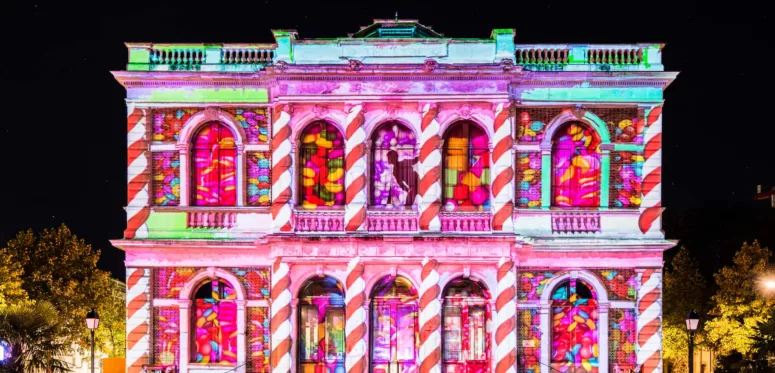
[443,121,490,211]
[299,121,345,208]
[552,122,601,207]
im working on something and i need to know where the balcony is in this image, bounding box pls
[440,211,492,232]
[513,208,661,239]
[127,43,277,72]
[367,209,418,233]
[515,44,663,71]
[294,210,345,233]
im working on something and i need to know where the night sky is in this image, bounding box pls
[1,0,772,282]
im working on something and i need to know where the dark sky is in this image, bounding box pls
[0,0,772,282]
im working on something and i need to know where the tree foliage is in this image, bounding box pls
[662,246,707,373]
[0,250,28,309]
[705,240,774,356]
[2,224,125,356]
[0,301,71,373]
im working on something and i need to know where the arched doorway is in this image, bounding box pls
[298,276,346,373]
[550,279,599,373]
[370,276,419,373]
[442,278,491,373]
[191,279,238,365]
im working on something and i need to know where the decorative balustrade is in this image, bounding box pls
[551,212,601,234]
[367,210,418,232]
[440,212,492,232]
[587,48,643,65]
[515,44,658,70]
[187,211,237,229]
[221,47,275,64]
[294,210,345,232]
[516,48,569,65]
[149,48,205,65]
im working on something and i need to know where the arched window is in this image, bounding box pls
[371,122,418,208]
[192,279,238,365]
[551,122,602,207]
[299,121,345,208]
[371,276,418,373]
[298,276,346,373]
[551,279,599,373]
[442,278,490,373]
[443,121,490,212]
[192,122,237,206]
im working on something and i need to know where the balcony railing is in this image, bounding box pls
[440,212,492,232]
[127,43,277,71]
[187,210,238,230]
[367,210,418,232]
[550,212,601,234]
[515,44,661,71]
[294,210,345,233]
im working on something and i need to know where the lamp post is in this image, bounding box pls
[685,309,699,373]
[86,309,100,373]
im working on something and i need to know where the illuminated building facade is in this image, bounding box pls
[112,19,677,373]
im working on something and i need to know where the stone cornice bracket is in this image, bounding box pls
[312,104,329,118]
[501,58,516,72]
[463,266,471,278]
[389,266,397,278]
[316,265,324,277]
[348,59,363,71]
[424,58,439,72]
[570,104,586,119]
[203,107,220,122]
[457,104,474,119]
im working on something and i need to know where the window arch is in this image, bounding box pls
[299,121,345,208]
[191,279,238,365]
[298,276,346,373]
[370,276,419,373]
[191,122,237,206]
[443,121,490,212]
[550,279,599,373]
[551,122,602,207]
[442,278,490,373]
[371,121,418,208]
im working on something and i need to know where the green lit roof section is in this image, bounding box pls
[350,19,443,38]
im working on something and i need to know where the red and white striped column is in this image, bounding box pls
[491,103,515,231]
[126,268,150,373]
[495,257,517,373]
[345,103,368,231]
[125,106,150,239]
[271,104,294,232]
[419,258,442,373]
[637,269,663,373]
[418,103,442,231]
[345,257,367,373]
[271,257,292,373]
[639,105,663,234]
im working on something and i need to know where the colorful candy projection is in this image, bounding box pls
[246,152,272,207]
[298,277,346,373]
[518,271,556,301]
[153,108,198,142]
[153,267,197,299]
[443,279,489,373]
[595,270,637,301]
[372,122,418,208]
[516,152,542,208]
[300,121,345,208]
[517,309,541,373]
[154,307,180,366]
[610,152,643,208]
[552,122,601,207]
[192,122,237,206]
[247,307,271,373]
[551,280,599,373]
[226,108,269,144]
[193,280,238,364]
[443,121,491,212]
[371,276,419,373]
[152,151,181,206]
[608,309,637,369]
[230,267,271,300]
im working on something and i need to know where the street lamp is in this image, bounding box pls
[686,309,700,373]
[85,309,100,373]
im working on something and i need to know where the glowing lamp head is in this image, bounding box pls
[85,309,100,330]
[685,309,699,331]
[766,280,775,290]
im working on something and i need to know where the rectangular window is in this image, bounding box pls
[372,304,392,362]
[396,305,416,361]
[325,307,345,361]
[299,305,319,362]
[443,306,462,361]
[468,306,487,361]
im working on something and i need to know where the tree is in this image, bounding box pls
[0,250,28,309]
[0,301,71,373]
[90,279,126,357]
[662,246,707,373]
[705,240,774,357]
[2,225,119,353]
